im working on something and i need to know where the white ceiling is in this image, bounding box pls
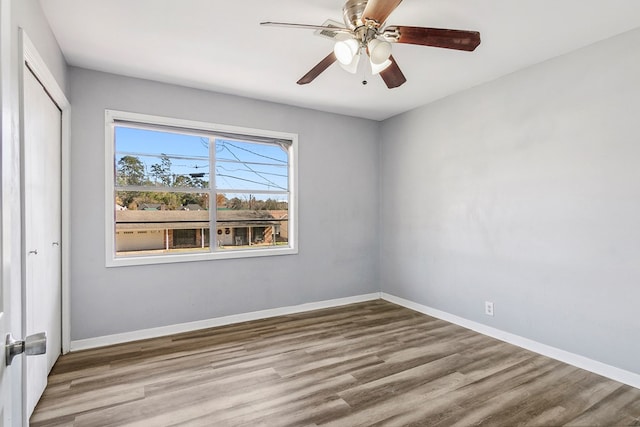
[41,0,640,121]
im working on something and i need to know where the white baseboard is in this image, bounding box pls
[70,290,640,390]
[70,293,381,352]
[381,292,640,390]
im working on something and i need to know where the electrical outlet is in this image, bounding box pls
[485,301,494,316]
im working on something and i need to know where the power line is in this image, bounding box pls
[219,144,285,190]
[215,173,286,190]
[220,141,287,164]
[216,164,287,178]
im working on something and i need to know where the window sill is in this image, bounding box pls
[106,246,298,267]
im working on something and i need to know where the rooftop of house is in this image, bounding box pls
[115,209,285,230]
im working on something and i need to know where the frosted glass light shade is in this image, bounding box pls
[370,58,392,75]
[368,38,392,65]
[340,53,361,74]
[334,38,360,65]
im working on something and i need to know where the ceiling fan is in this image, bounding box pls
[261,0,481,88]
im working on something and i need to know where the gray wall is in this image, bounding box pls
[380,28,640,374]
[69,68,380,340]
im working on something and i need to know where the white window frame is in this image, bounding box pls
[105,110,298,267]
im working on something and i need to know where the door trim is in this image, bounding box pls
[19,29,71,354]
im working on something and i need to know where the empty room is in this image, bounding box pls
[1,0,640,425]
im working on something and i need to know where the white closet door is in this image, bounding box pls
[23,64,62,416]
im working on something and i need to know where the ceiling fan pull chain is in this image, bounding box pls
[362,61,368,85]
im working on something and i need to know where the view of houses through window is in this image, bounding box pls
[112,117,293,260]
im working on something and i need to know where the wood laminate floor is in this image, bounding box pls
[32,300,640,426]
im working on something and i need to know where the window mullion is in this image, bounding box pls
[210,136,216,253]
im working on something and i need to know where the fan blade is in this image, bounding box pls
[388,26,481,51]
[362,0,403,26]
[260,22,352,34]
[379,55,406,88]
[297,52,337,85]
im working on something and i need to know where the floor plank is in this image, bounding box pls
[31,300,640,426]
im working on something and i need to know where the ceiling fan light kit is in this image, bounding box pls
[334,38,360,65]
[370,58,392,75]
[261,0,481,89]
[368,38,392,65]
[340,52,361,74]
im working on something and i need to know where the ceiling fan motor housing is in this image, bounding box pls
[342,0,368,30]
[343,0,384,48]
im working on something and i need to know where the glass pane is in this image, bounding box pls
[115,126,210,189]
[215,193,288,250]
[115,191,210,256]
[215,139,288,192]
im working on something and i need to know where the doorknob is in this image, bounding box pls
[5,332,47,366]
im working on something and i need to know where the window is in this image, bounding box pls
[105,110,297,266]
